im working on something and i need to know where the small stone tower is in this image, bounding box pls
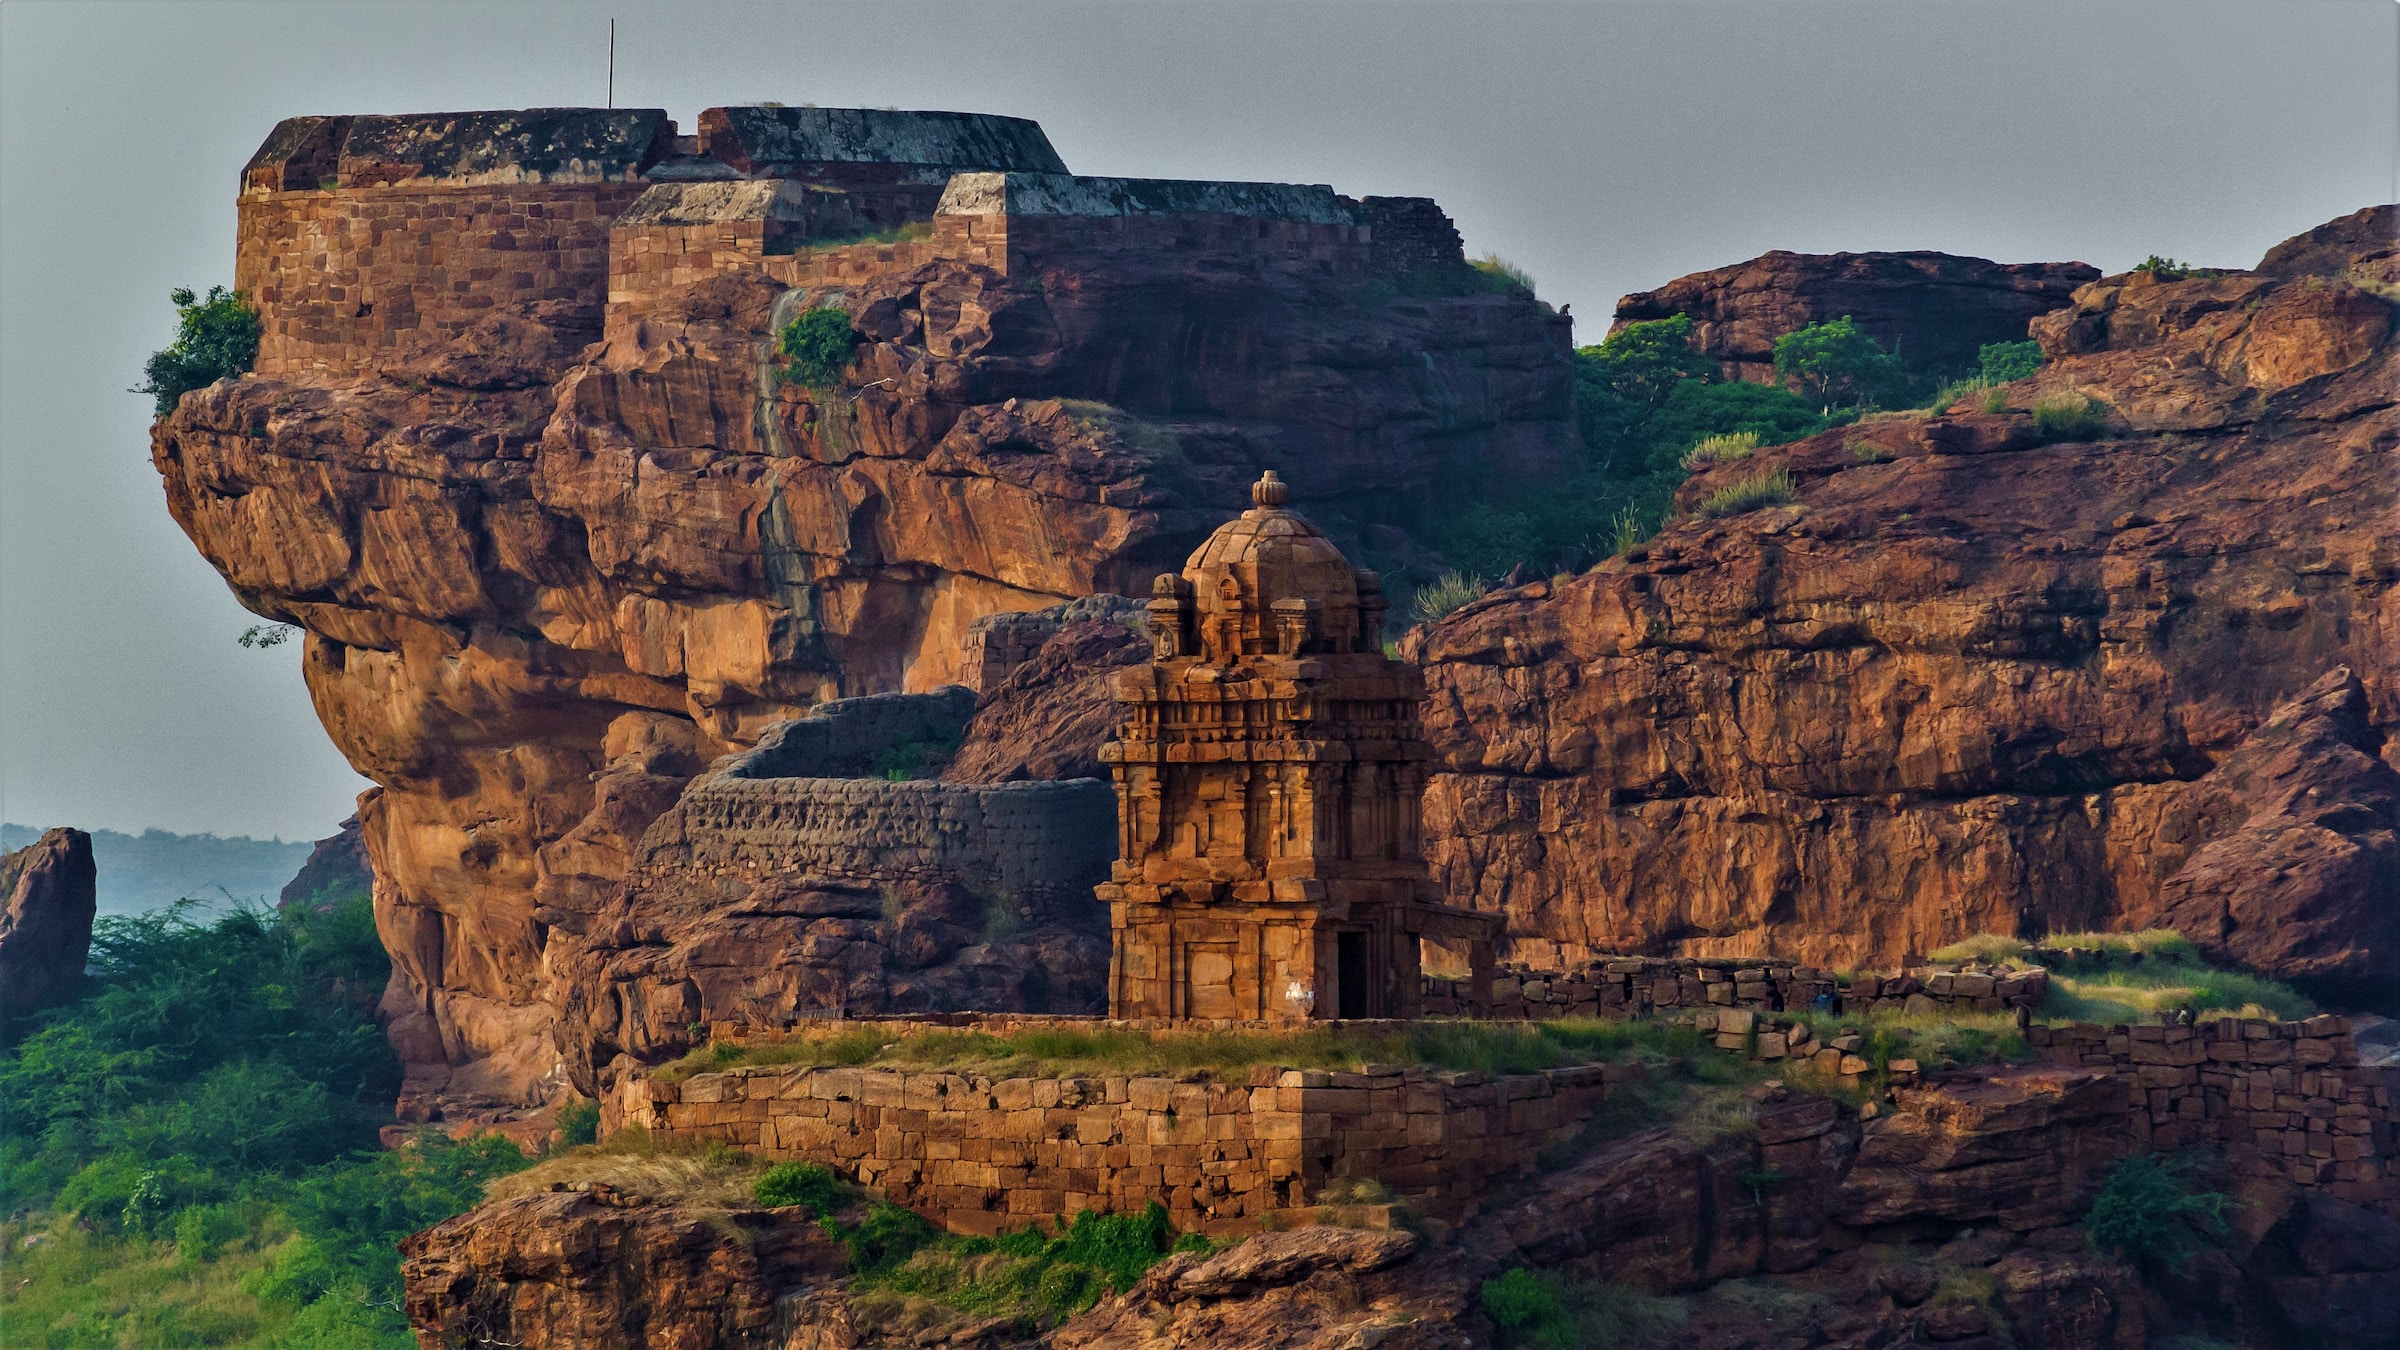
[1099,471,1497,1021]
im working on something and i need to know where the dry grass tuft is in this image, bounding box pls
[484,1130,767,1209]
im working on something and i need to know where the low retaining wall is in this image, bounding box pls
[611,1050,1633,1234]
[2029,1015,2400,1208]
[1425,956,2047,1020]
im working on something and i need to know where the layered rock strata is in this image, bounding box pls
[156,106,1575,1112]
[0,827,97,1020]
[1417,206,2400,996]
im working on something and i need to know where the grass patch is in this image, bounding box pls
[1480,1267,1688,1349]
[1924,929,2313,1023]
[1469,253,1535,296]
[1411,570,1491,624]
[484,1129,765,1210]
[2032,391,2107,441]
[1679,430,1759,469]
[1696,468,1795,518]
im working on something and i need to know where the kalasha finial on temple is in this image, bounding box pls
[1251,470,1291,510]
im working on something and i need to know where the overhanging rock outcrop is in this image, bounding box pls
[156,104,1579,1116]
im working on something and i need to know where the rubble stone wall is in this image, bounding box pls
[612,1051,1630,1234]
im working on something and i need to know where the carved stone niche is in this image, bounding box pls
[1097,471,1497,1022]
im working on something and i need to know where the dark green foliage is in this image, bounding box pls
[137,286,260,417]
[1772,316,1917,411]
[754,1160,845,1215]
[832,1199,941,1276]
[2084,1154,2232,1270]
[0,896,530,1348]
[1481,1266,1686,1348]
[777,305,862,391]
[2133,255,2194,280]
[1638,380,1824,474]
[554,1098,601,1148]
[1573,315,1719,469]
[1978,340,2044,383]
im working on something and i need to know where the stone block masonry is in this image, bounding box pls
[610,1040,1631,1235]
[1425,955,2047,1021]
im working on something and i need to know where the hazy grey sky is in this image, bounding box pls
[2,0,2393,842]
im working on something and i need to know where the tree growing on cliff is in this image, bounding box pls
[136,286,260,418]
[1772,316,1914,412]
[778,304,863,392]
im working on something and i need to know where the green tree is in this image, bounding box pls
[137,286,261,417]
[1574,314,1718,468]
[1638,380,1823,474]
[1978,339,2043,383]
[1772,315,1912,411]
[778,304,862,391]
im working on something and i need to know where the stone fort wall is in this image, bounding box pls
[609,1035,1629,1234]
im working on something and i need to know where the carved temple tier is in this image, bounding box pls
[1099,472,1497,1021]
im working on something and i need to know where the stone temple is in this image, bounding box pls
[1099,472,1498,1021]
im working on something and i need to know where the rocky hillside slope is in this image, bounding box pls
[1415,206,2398,1002]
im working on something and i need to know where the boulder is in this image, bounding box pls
[0,827,97,1019]
[277,813,374,908]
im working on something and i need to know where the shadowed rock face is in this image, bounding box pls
[1612,249,2100,383]
[1416,207,2399,992]
[0,827,97,1019]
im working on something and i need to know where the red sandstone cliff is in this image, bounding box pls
[0,827,98,1020]
[1416,205,2399,1001]
[151,108,1578,1116]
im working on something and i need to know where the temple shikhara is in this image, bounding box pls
[1099,472,1498,1021]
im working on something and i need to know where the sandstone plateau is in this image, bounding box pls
[1415,204,2399,1002]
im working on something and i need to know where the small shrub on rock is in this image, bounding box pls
[2083,1153,2231,1270]
[1480,1267,1687,1348]
[137,286,260,417]
[1698,468,1796,518]
[1468,253,1535,296]
[1412,571,1491,624]
[2132,254,2194,280]
[2032,392,2107,442]
[554,1098,600,1148]
[1977,339,2044,383]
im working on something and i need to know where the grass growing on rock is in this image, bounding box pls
[1928,929,2313,1023]
[1697,468,1795,518]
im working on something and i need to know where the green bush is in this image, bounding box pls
[1698,468,1796,518]
[778,304,862,391]
[1978,340,2044,383]
[1639,380,1823,473]
[137,286,261,417]
[1772,316,1917,412]
[2133,255,2194,281]
[554,1098,601,1148]
[754,1160,845,1215]
[2032,392,2107,442]
[2084,1154,2231,1270]
[1411,571,1491,624]
[1469,253,1535,295]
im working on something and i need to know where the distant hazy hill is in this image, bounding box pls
[0,824,315,918]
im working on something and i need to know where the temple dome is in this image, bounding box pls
[1172,471,1381,658]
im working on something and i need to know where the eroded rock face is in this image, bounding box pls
[1612,249,2099,382]
[946,617,1149,784]
[1417,207,2400,988]
[156,162,1575,1113]
[278,814,374,908]
[0,827,97,1020]
[399,1187,848,1350]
